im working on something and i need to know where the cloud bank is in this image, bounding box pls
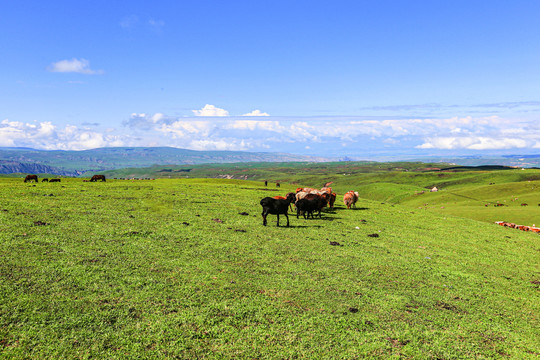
[0,119,123,150]
[4,104,540,156]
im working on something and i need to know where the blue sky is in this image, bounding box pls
[2,1,540,159]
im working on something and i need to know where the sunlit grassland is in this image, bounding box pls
[396,175,540,225]
[102,163,540,225]
[0,178,538,359]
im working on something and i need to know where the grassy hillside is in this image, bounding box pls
[100,161,444,182]
[399,177,540,224]
[102,162,540,225]
[0,178,538,358]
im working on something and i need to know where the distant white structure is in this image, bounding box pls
[430,186,438,192]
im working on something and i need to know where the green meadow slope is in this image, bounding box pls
[351,169,540,226]
[102,162,540,225]
[98,161,438,183]
[0,178,538,358]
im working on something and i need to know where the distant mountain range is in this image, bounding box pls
[3,146,540,177]
[0,147,327,176]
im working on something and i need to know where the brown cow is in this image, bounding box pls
[343,191,359,209]
[90,175,106,182]
[328,192,336,209]
[296,193,328,219]
[24,175,38,183]
[49,178,61,182]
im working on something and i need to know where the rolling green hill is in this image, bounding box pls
[0,177,538,358]
[101,162,540,226]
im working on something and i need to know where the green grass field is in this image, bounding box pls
[103,162,540,226]
[0,176,539,358]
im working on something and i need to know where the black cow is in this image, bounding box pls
[296,193,328,219]
[90,175,106,182]
[24,175,38,183]
[260,192,296,227]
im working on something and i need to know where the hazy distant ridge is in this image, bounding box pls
[0,147,325,175]
[0,160,74,176]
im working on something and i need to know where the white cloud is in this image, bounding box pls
[6,112,540,156]
[189,139,249,151]
[468,138,527,150]
[124,113,175,129]
[417,136,528,150]
[193,104,229,117]
[158,120,212,137]
[242,109,270,116]
[0,120,56,146]
[48,58,103,75]
[125,113,153,129]
[383,138,400,145]
[55,131,124,151]
[223,120,319,142]
[119,113,540,153]
[0,119,123,150]
[151,113,165,123]
[290,122,317,141]
[226,120,283,132]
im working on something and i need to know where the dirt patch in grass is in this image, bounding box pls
[386,337,410,348]
[435,301,463,313]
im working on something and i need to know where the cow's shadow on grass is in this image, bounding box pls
[320,216,341,221]
[262,223,320,228]
[286,224,322,228]
[333,207,369,211]
[293,214,341,222]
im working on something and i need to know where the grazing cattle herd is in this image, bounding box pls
[21,175,347,228]
[22,174,165,183]
[23,174,106,183]
[21,174,540,234]
[261,186,356,226]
